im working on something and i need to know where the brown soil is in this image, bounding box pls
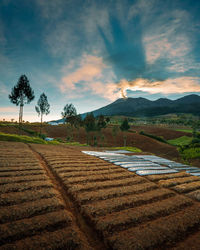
[44,125,183,161]
[1,124,197,165]
[31,143,200,249]
[133,125,192,140]
[1,141,200,249]
[0,142,97,249]
[0,126,29,135]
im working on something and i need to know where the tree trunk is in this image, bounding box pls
[77,127,80,142]
[19,105,23,125]
[21,105,23,124]
[123,134,127,147]
[86,132,89,145]
[18,106,21,124]
[40,114,43,134]
[19,94,24,125]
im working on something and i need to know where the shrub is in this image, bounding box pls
[19,127,39,136]
[0,132,46,144]
[139,131,167,143]
[38,133,47,140]
[180,147,200,160]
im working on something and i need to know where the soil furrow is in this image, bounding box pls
[28,144,105,250]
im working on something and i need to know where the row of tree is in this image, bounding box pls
[9,75,50,129]
[9,75,131,145]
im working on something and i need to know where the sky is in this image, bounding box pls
[0,0,200,122]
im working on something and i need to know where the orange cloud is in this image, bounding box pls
[60,54,106,93]
[118,77,200,97]
[59,54,200,102]
[89,81,121,101]
[59,53,120,100]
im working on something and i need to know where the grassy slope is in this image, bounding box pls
[168,136,193,146]
[0,132,59,145]
[111,147,142,153]
[175,129,193,133]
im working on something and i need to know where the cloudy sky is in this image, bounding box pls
[0,0,200,122]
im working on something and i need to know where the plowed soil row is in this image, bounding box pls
[30,143,200,250]
[0,142,99,249]
[0,124,183,161]
[146,171,200,201]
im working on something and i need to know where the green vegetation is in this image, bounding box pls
[120,118,130,131]
[175,129,193,133]
[17,127,47,140]
[111,146,142,153]
[9,75,35,124]
[35,92,50,133]
[0,132,59,145]
[65,141,88,146]
[168,136,193,146]
[0,123,17,127]
[61,103,77,124]
[112,125,119,145]
[107,113,200,127]
[139,131,167,143]
[19,127,38,136]
[120,118,130,147]
[168,135,200,160]
[83,113,109,146]
[179,147,200,160]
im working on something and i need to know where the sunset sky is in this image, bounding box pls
[0,0,200,122]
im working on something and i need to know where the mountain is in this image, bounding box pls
[81,94,200,118]
[48,94,200,124]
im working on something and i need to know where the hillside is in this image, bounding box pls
[49,94,200,124]
[85,94,200,118]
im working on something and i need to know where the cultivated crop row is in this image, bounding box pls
[31,143,200,249]
[146,169,200,201]
[0,142,90,249]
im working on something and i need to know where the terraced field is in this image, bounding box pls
[0,142,91,249]
[1,141,200,249]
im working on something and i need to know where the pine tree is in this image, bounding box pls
[120,118,130,147]
[61,103,77,124]
[120,118,130,131]
[35,93,50,133]
[61,103,77,141]
[9,75,35,124]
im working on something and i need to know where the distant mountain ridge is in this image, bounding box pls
[81,94,200,118]
[49,94,200,124]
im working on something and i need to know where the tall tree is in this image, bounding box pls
[120,118,130,147]
[83,113,96,145]
[120,118,130,131]
[35,93,50,133]
[73,114,83,142]
[106,117,110,123]
[112,125,119,145]
[84,113,96,132]
[9,75,35,124]
[61,103,77,141]
[61,103,77,124]
[97,115,107,130]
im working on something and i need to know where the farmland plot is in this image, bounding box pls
[0,142,91,249]
[31,143,200,249]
